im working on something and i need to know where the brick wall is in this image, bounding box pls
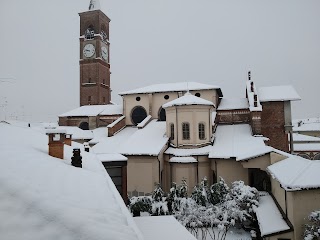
[261,102,289,152]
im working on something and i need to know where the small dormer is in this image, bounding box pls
[163,92,215,148]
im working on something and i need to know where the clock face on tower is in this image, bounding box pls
[101,46,108,61]
[83,43,95,58]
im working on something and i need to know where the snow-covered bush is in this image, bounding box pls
[129,196,152,216]
[210,177,230,205]
[304,210,320,240]
[191,177,211,207]
[151,183,168,216]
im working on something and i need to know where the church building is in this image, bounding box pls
[57,1,320,239]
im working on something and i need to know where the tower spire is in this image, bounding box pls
[89,0,100,10]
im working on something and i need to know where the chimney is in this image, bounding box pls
[254,94,258,107]
[71,148,82,168]
[84,142,90,152]
[46,129,66,159]
[65,134,72,146]
[248,71,251,81]
[250,82,254,92]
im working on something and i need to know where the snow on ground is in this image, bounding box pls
[0,123,143,240]
[217,98,249,110]
[258,85,301,102]
[209,124,268,159]
[253,192,290,237]
[267,156,320,191]
[119,82,221,95]
[134,216,196,240]
[93,120,168,156]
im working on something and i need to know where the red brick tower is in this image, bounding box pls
[79,0,111,106]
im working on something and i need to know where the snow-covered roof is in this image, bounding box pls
[253,192,290,237]
[165,145,212,157]
[267,156,320,191]
[38,126,93,140]
[292,133,320,142]
[293,143,320,152]
[169,156,197,163]
[293,118,320,132]
[209,124,268,160]
[217,98,249,110]
[258,85,301,102]
[163,92,214,108]
[93,120,168,156]
[0,123,143,240]
[134,216,196,240]
[96,153,128,162]
[59,104,122,117]
[119,82,222,96]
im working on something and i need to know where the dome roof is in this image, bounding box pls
[162,92,214,108]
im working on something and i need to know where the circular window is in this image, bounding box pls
[164,95,169,100]
[131,106,147,125]
[195,93,201,97]
[136,96,141,101]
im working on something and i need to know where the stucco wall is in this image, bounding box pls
[270,177,287,215]
[240,154,271,171]
[127,155,160,195]
[166,105,213,147]
[122,89,218,126]
[212,159,248,186]
[171,162,197,195]
[289,189,320,240]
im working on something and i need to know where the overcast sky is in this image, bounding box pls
[0,0,319,122]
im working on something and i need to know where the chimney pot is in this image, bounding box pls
[248,71,251,81]
[71,148,82,168]
[84,142,90,152]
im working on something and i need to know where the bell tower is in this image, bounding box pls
[79,0,111,106]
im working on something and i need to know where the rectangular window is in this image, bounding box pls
[182,122,190,140]
[88,96,92,104]
[170,123,174,140]
[199,123,205,140]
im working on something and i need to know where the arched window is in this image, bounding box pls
[158,107,166,121]
[170,123,174,140]
[314,153,320,160]
[198,123,205,140]
[182,122,190,140]
[131,106,147,125]
[79,122,89,130]
[85,25,95,39]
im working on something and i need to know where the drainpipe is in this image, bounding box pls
[157,155,161,186]
[196,156,199,183]
[176,107,179,147]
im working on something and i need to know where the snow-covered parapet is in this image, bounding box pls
[45,128,67,134]
[246,80,262,112]
[169,156,197,163]
[137,115,152,129]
